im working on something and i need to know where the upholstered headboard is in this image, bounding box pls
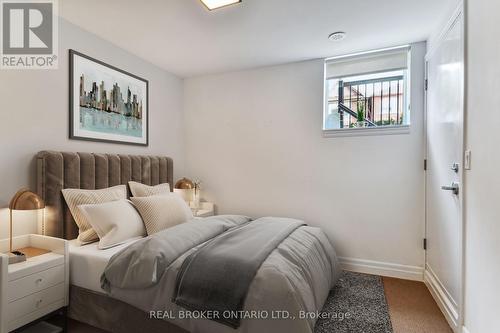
[36,151,173,240]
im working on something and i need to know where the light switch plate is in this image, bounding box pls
[464,150,471,170]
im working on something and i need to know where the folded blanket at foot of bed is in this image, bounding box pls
[172,217,305,328]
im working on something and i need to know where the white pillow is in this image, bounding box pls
[62,185,127,243]
[78,200,146,249]
[130,193,193,235]
[128,181,171,197]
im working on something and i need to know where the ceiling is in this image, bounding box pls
[60,0,458,78]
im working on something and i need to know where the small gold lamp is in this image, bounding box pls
[174,178,195,203]
[8,189,45,264]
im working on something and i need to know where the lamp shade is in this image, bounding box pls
[174,178,194,190]
[9,189,45,211]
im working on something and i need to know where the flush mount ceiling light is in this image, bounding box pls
[328,32,347,42]
[200,0,242,10]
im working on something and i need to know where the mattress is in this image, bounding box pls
[69,238,141,293]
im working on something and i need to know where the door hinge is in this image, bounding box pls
[423,238,427,250]
[424,159,427,171]
[425,79,428,91]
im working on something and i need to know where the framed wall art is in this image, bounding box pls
[69,49,149,146]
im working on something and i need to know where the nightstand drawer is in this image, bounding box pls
[8,283,65,322]
[8,264,64,302]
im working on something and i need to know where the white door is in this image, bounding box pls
[425,11,464,331]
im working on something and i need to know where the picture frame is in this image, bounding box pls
[69,49,149,146]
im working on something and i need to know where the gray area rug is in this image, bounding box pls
[314,271,393,333]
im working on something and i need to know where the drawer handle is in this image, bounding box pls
[36,299,43,307]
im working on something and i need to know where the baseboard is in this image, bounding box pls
[424,265,459,330]
[339,257,424,281]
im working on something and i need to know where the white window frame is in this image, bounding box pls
[323,46,412,137]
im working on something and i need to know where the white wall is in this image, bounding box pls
[0,18,185,239]
[463,0,500,331]
[184,42,426,271]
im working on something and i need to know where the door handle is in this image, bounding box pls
[441,182,459,195]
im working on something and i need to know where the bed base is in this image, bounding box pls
[69,286,187,333]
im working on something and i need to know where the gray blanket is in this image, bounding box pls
[101,215,341,333]
[172,217,305,328]
[101,215,252,291]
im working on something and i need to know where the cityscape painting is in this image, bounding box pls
[70,50,148,146]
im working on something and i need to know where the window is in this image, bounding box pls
[323,46,411,135]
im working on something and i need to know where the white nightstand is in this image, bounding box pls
[0,234,68,333]
[191,202,215,217]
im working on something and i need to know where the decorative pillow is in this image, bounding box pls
[130,193,193,235]
[61,185,127,243]
[78,200,146,249]
[128,181,171,197]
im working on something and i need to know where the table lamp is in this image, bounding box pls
[174,177,195,203]
[8,189,45,264]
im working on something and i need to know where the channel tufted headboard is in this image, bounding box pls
[36,151,173,240]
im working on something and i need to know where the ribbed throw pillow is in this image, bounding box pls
[128,181,171,197]
[62,185,127,243]
[130,193,193,235]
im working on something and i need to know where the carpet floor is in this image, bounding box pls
[315,271,393,333]
[383,277,453,333]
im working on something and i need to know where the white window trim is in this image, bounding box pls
[323,45,412,137]
[323,125,410,138]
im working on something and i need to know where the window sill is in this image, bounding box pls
[322,125,410,138]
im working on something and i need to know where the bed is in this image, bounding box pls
[36,151,341,333]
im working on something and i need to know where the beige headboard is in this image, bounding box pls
[36,151,173,240]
